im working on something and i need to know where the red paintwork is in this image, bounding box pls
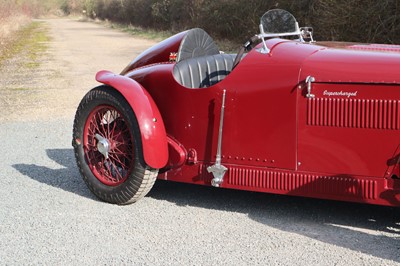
[95,70,168,169]
[300,45,400,83]
[96,33,400,206]
[348,44,400,53]
[166,136,187,169]
[120,31,187,75]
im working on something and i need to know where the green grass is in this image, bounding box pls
[0,21,50,69]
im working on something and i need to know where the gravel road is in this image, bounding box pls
[0,18,399,265]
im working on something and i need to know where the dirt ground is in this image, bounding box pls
[0,18,156,122]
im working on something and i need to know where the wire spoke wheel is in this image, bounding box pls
[73,87,158,204]
[84,106,133,186]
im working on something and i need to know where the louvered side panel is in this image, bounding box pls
[227,167,377,200]
[307,98,400,129]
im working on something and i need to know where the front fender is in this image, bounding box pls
[96,70,168,169]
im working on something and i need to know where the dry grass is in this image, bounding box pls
[0,0,33,53]
[0,0,53,52]
[0,15,31,44]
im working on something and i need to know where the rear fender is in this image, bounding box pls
[95,70,168,169]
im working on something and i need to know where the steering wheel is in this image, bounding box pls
[232,35,260,69]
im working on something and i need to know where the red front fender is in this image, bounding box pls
[95,70,168,169]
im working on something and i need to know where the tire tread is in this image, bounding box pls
[72,86,159,205]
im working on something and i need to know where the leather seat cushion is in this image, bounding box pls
[173,54,236,88]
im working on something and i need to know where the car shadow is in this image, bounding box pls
[148,180,400,263]
[13,149,400,262]
[13,149,96,201]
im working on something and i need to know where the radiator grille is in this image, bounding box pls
[307,98,400,129]
[228,167,377,200]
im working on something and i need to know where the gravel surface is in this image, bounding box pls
[0,18,399,265]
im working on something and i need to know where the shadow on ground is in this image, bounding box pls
[13,148,95,201]
[13,148,400,262]
[149,180,400,262]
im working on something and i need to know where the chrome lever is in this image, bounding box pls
[305,76,315,98]
[207,90,228,187]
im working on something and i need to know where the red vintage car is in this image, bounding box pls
[73,9,400,206]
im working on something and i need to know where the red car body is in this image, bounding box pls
[75,10,400,206]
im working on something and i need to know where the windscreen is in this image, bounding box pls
[261,9,297,34]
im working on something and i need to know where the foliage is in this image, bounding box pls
[67,0,400,44]
[312,0,400,43]
[5,0,400,44]
[60,0,71,14]
[0,0,66,18]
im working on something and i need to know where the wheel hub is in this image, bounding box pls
[95,133,110,159]
[83,105,134,186]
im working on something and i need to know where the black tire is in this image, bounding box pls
[72,86,158,204]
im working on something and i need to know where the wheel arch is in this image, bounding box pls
[95,70,168,169]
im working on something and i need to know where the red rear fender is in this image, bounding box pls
[95,70,168,169]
